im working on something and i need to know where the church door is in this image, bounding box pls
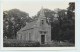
[41,35,45,44]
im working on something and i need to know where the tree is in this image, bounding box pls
[3,9,32,39]
[67,2,75,19]
[66,2,75,43]
[55,2,75,43]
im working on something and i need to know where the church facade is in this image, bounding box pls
[17,8,51,44]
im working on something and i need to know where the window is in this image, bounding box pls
[40,20,44,26]
[29,33,31,41]
[41,20,44,24]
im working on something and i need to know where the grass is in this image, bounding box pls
[41,41,75,47]
[3,39,75,47]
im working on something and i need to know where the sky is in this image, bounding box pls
[2,0,75,17]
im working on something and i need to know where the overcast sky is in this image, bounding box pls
[3,0,75,17]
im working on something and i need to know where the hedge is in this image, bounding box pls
[3,39,40,47]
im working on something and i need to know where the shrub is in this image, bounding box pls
[3,39,40,47]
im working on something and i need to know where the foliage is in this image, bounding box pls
[3,9,32,39]
[3,39,40,47]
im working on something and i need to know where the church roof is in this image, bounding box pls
[19,20,37,32]
[17,7,45,33]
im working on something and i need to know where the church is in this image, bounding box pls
[17,8,51,44]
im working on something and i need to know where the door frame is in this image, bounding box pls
[41,35,45,44]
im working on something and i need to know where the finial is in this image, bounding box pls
[40,6,44,15]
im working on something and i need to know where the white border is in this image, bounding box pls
[2,47,76,51]
[1,0,76,50]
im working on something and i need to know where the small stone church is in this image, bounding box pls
[17,8,51,44]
